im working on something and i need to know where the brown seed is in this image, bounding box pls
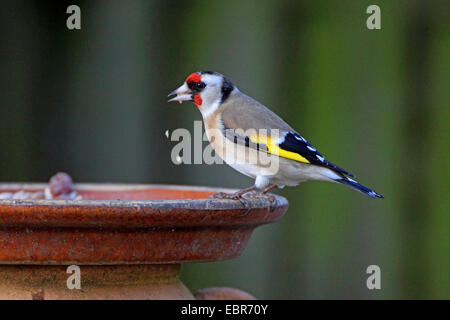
[49,172,74,197]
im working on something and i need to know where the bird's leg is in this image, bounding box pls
[261,184,278,195]
[210,185,257,200]
[210,185,258,211]
[260,185,278,203]
[245,184,278,203]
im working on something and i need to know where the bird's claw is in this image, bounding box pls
[210,192,253,215]
[243,192,277,211]
[210,192,241,200]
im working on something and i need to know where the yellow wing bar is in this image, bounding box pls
[250,135,310,164]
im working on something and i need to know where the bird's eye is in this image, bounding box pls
[196,82,206,89]
[187,81,206,91]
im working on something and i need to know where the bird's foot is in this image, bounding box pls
[245,192,276,203]
[210,186,256,202]
[263,194,276,203]
[244,192,277,211]
[210,192,242,200]
[210,191,254,214]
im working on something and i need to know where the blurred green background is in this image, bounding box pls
[0,0,448,299]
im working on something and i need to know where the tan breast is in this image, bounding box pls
[203,112,279,176]
[203,112,226,159]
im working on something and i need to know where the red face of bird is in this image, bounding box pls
[168,71,234,117]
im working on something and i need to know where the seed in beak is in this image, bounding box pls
[167,94,192,103]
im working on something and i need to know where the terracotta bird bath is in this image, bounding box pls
[0,183,288,299]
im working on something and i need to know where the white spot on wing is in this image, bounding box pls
[316,155,325,162]
[307,145,316,152]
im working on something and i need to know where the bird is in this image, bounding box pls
[168,71,383,201]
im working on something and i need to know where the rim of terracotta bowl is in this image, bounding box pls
[0,183,289,265]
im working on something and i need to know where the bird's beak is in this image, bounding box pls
[167,83,193,104]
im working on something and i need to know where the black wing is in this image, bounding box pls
[280,132,355,177]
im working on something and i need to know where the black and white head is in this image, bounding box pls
[168,71,235,117]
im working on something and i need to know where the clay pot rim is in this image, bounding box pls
[0,183,289,264]
[0,183,289,230]
[0,183,288,210]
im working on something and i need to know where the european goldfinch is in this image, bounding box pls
[168,71,383,200]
